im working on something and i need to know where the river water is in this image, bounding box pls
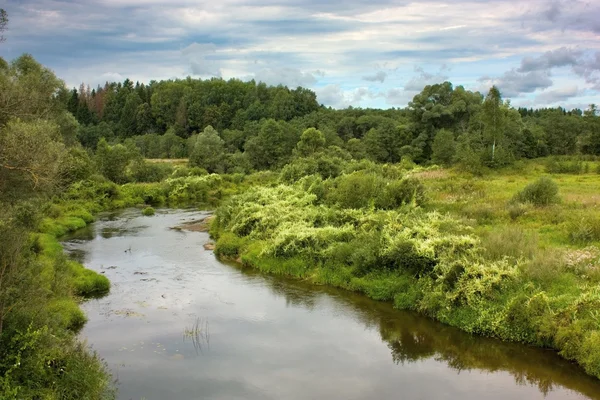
[62,208,600,400]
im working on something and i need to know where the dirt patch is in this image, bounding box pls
[204,242,215,250]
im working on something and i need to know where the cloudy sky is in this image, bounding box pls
[1,0,599,109]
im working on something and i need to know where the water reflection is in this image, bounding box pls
[67,209,600,400]
[231,264,600,399]
[183,317,210,355]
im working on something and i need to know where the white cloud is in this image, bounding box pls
[534,85,579,104]
[3,0,600,108]
[252,68,318,87]
[363,71,387,83]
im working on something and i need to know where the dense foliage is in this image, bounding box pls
[2,45,600,397]
[66,75,599,175]
[0,54,114,398]
[211,165,600,380]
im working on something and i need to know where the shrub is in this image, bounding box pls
[546,157,587,174]
[506,203,528,221]
[142,206,155,216]
[215,232,246,259]
[568,217,600,244]
[513,177,559,206]
[376,177,426,209]
[129,160,173,183]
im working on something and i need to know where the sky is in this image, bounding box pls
[1,0,599,110]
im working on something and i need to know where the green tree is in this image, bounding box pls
[94,137,139,183]
[0,119,66,201]
[0,9,7,43]
[431,129,456,166]
[245,119,292,170]
[118,92,142,136]
[296,128,326,156]
[481,86,505,165]
[135,102,154,135]
[0,54,65,126]
[346,138,367,160]
[189,126,227,173]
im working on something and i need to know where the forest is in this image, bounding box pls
[2,43,600,398]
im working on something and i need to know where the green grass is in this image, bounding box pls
[209,160,600,381]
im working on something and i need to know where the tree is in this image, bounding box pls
[296,128,326,156]
[0,9,7,43]
[245,119,292,170]
[189,126,227,173]
[431,129,456,166]
[363,121,405,163]
[0,54,65,126]
[118,92,142,136]
[346,138,367,160]
[135,102,154,135]
[481,86,505,164]
[0,119,66,201]
[94,138,139,183]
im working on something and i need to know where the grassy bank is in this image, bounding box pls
[210,159,600,380]
[0,170,254,399]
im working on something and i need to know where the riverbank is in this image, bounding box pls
[67,208,600,400]
[210,160,600,381]
[0,172,246,398]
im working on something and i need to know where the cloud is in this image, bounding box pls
[518,47,582,72]
[384,88,414,106]
[182,42,222,77]
[315,85,376,108]
[485,48,600,98]
[534,85,579,105]
[532,0,600,34]
[479,70,553,97]
[3,0,600,108]
[252,68,317,87]
[572,51,600,91]
[542,2,561,22]
[362,71,387,83]
[403,66,449,91]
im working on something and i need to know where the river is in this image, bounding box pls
[62,208,600,400]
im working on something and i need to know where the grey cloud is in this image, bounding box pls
[542,2,561,22]
[351,87,373,103]
[518,47,581,72]
[403,66,448,91]
[534,86,579,105]
[182,43,222,77]
[315,84,347,108]
[483,47,600,98]
[315,85,376,108]
[573,51,600,90]
[253,67,317,87]
[479,70,553,97]
[362,71,387,83]
[530,0,600,34]
[516,48,600,92]
[384,88,414,106]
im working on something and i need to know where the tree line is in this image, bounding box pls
[66,75,599,175]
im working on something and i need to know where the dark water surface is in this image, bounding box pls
[63,209,600,400]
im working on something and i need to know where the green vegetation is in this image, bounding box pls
[1,33,600,397]
[142,206,156,216]
[211,161,600,380]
